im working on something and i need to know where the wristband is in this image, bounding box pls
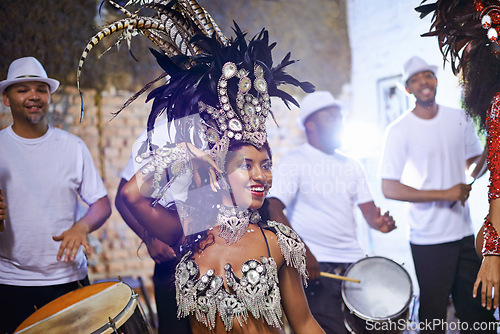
[483,217,500,256]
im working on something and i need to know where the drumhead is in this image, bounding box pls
[15,282,136,333]
[341,256,413,321]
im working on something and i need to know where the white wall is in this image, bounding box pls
[347,0,462,124]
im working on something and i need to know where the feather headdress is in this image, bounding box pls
[416,0,500,127]
[78,0,314,200]
[79,0,313,136]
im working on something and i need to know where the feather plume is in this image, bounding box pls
[417,0,500,127]
[79,0,315,150]
[415,0,486,74]
[77,0,227,119]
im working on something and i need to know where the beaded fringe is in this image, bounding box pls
[267,220,308,285]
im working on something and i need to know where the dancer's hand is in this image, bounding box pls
[473,255,500,310]
[134,142,222,196]
[180,143,221,192]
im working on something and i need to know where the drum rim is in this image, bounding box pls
[92,285,139,334]
[15,282,128,333]
[15,281,139,334]
[340,256,413,321]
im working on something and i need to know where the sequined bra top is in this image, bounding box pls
[175,220,307,332]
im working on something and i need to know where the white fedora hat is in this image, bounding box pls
[0,57,60,95]
[402,56,438,83]
[297,91,343,131]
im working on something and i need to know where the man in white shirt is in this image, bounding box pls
[0,57,111,333]
[268,91,396,334]
[379,56,495,333]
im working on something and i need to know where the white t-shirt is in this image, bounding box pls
[270,143,373,263]
[379,106,483,245]
[0,125,107,286]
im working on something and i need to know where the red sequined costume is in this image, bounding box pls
[484,92,500,256]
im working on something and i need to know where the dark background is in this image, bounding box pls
[0,0,350,97]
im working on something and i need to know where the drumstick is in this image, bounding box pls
[320,271,361,283]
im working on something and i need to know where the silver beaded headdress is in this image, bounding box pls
[199,61,270,150]
[77,0,314,218]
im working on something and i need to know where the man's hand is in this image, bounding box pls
[373,208,397,233]
[147,238,177,263]
[0,189,6,231]
[306,249,321,281]
[359,202,397,233]
[52,221,91,262]
[446,183,472,206]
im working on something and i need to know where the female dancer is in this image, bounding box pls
[78,0,323,332]
[417,0,500,311]
[122,140,324,333]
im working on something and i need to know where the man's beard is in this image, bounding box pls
[26,113,44,124]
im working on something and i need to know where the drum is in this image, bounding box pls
[15,281,153,334]
[341,256,413,334]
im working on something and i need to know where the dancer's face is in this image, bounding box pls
[224,145,272,210]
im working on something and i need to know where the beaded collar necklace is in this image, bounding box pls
[216,204,261,244]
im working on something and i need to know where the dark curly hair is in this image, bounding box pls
[462,42,500,129]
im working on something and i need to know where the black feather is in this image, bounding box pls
[418,0,500,128]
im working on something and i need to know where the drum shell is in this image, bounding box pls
[15,281,152,334]
[342,303,409,334]
[341,256,413,334]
